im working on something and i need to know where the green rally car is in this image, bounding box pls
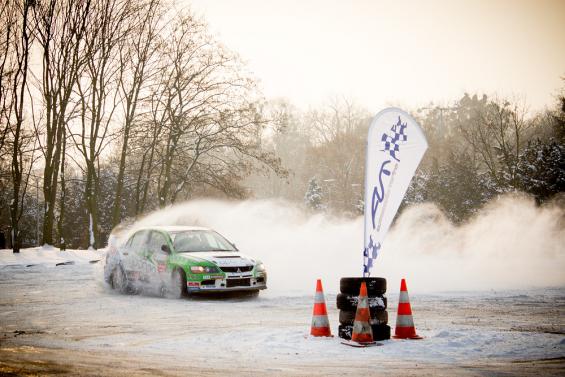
[104,226,267,297]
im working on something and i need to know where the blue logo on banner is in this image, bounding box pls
[370,161,391,229]
[363,236,381,273]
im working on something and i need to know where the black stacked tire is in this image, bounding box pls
[337,277,390,341]
[336,293,387,312]
[338,324,391,341]
[339,308,388,325]
[339,277,386,296]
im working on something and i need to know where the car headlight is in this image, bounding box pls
[255,263,266,272]
[190,265,220,274]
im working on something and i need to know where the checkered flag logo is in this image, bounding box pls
[381,116,408,162]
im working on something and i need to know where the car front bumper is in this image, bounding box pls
[186,272,267,292]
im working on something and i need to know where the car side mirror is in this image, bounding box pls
[161,244,171,254]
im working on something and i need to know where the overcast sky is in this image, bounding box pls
[184,0,564,113]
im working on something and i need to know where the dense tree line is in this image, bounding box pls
[253,93,564,222]
[0,0,283,251]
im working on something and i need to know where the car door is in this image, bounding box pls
[147,231,170,283]
[120,232,137,272]
[117,233,135,272]
[124,230,149,280]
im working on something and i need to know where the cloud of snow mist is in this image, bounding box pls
[132,195,564,294]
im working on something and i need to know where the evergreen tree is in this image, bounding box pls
[516,138,564,203]
[408,151,498,223]
[304,177,324,211]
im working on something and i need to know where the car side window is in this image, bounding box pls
[126,234,136,249]
[130,231,148,251]
[125,235,134,248]
[149,231,167,254]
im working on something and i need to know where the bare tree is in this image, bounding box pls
[305,97,361,146]
[0,0,16,154]
[33,0,92,246]
[457,95,529,188]
[145,12,282,207]
[111,0,163,227]
[133,89,164,215]
[68,0,135,248]
[2,0,36,253]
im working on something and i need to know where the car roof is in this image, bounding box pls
[120,225,212,240]
[136,225,211,233]
[152,225,211,232]
[142,225,211,232]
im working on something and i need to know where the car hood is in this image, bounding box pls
[177,251,256,267]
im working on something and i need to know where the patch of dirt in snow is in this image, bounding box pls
[0,346,564,376]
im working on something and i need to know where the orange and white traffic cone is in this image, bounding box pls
[342,282,378,347]
[310,279,332,337]
[393,278,423,339]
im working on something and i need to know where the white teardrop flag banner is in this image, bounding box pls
[363,108,428,277]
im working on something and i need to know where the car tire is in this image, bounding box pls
[338,324,391,341]
[336,293,387,311]
[340,277,386,296]
[111,266,128,294]
[166,268,188,299]
[339,309,388,326]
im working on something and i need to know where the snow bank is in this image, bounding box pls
[0,246,105,268]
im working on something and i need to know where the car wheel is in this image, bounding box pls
[338,324,391,341]
[340,277,386,296]
[336,293,387,311]
[338,309,388,326]
[111,266,128,294]
[166,268,188,299]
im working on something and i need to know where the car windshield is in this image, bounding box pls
[170,230,236,253]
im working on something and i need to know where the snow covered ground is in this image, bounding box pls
[0,246,104,267]
[0,247,564,376]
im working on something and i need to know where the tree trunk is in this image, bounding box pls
[41,167,55,246]
[139,121,160,215]
[84,162,100,249]
[111,131,129,227]
[57,129,66,251]
[42,115,64,246]
[134,150,147,216]
[10,2,32,253]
